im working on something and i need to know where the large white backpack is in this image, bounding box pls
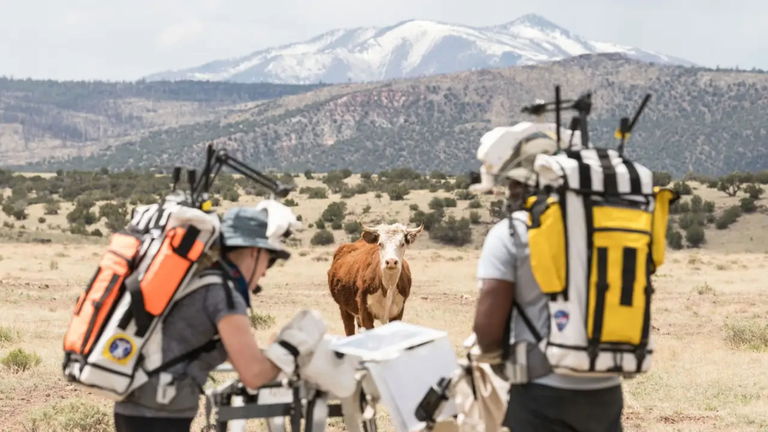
[63,197,220,399]
[520,147,676,376]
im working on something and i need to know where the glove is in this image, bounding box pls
[300,335,360,398]
[264,310,326,375]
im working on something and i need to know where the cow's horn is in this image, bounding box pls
[408,224,424,233]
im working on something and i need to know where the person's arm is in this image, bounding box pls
[217,314,280,389]
[473,279,515,353]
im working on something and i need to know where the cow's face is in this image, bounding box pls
[362,223,423,272]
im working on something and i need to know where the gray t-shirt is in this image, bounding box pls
[477,214,620,390]
[115,271,248,418]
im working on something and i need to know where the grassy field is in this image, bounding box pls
[0,178,766,431]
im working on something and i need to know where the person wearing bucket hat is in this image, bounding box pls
[114,200,326,432]
[470,125,624,431]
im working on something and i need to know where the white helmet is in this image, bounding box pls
[470,122,575,193]
[221,200,302,260]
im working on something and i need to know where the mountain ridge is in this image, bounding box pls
[23,55,766,177]
[146,14,693,84]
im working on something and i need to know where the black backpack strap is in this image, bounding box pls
[149,337,222,375]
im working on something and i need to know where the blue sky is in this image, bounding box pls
[1,0,765,80]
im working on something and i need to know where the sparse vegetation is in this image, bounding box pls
[25,398,112,432]
[723,320,768,352]
[0,326,18,344]
[311,229,335,246]
[249,311,276,330]
[1,348,42,372]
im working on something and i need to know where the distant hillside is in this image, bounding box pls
[30,54,768,176]
[0,79,321,165]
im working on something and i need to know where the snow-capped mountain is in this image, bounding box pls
[147,14,692,84]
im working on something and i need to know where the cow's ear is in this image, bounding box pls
[362,230,379,244]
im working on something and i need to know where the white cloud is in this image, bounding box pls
[157,19,206,48]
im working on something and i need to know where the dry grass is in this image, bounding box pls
[0,179,767,431]
[23,397,113,432]
[723,320,768,352]
[1,348,42,373]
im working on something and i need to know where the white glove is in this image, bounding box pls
[301,335,360,398]
[265,310,326,375]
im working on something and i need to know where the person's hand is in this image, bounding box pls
[264,310,326,375]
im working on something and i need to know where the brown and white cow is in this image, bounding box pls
[328,223,423,335]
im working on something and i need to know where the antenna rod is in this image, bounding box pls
[628,94,652,131]
[555,85,561,147]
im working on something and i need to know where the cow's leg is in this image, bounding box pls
[358,294,375,330]
[392,303,405,321]
[339,307,356,336]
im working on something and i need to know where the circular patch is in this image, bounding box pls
[103,334,136,365]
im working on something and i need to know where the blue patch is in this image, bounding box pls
[109,337,133,360]
[554,310,569,332]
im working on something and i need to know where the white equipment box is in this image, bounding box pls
[331,322,459,432]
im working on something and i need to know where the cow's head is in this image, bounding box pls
[362,223,423,272]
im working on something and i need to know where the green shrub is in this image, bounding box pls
[666,226,684,250]
[311,229,335,246]
[671,181,692,195]
[25,397,112,432]
[454,189,475,201]
[304,170,314,180]
[1,348,42,372]
[283,198,298,207]
[2,200,28,220]
[90,229,104,237]
[690,195,703,213]
[344,221,363,236]
[489,200,506,220]
[744,183,764,200]
[37,217,46,224]
[321,202,347,224]
[443,197,457,208]
[99,202,128,232]
[652,171,672,187]
[469,211,482,225]
[331,221,342,230]
[44,201,60,215]
[429,170,447,180]
[409,204,420,212]
[430,216,472,246]
[740,197,757,213]
[0,326,18,344]
[703,200,715,213]
[249,311,276,330]
[723,320,768,352]
[717,172,750,197]
[314,219,326,230]
[360,171,372,180]
[715,205,742,229]
[362,205,371,214]
[468,199,482,209]
[385,184,409,201]
[670,200,690,214]
[67,201,97,226]
[429,197,445,210]
[685,225,705,248]
[299,186,327,199]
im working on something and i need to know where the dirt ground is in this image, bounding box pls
[0,179,766,431]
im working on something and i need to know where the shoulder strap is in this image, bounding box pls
[149,337,222,375]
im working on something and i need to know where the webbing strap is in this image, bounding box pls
[623,160,642,195]
[597,149,618,195]
[125,275,153,337]
[636,256,654,372]
[151,337,221,374]
[620,247,637,306]
[514,302,543,343]
[590,247,610,371]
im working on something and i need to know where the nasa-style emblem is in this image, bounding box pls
[103,334,136,365]
[554,310,570,332]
